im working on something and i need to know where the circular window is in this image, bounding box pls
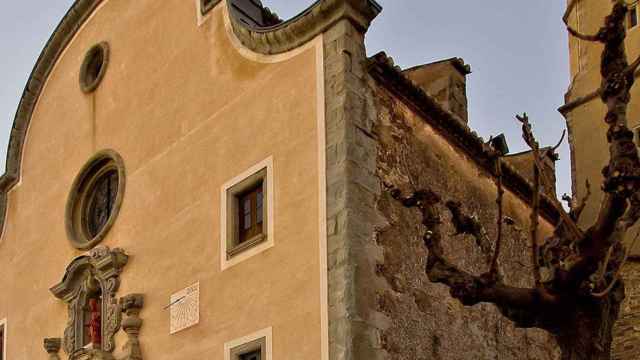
[79,42,109,93]
[66,150,125,250]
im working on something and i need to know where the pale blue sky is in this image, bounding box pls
[0,1,571,197]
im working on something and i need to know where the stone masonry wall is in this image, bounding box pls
[370,83,562,360]
[324,19,389,360]
[612,260,640,360]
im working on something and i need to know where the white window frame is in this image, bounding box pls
[220,156,274,271]
[224,327,272,360]
[0,318,6,360]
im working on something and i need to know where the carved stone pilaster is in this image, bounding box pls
[120,294,144,360]
[44,338,62,360]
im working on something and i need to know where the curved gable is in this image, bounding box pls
[0,0,380,238]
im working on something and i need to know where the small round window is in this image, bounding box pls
[79,42,109,93]
[66,150,125,250]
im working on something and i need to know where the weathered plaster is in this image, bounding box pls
[372,76,561,360]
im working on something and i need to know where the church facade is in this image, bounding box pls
[0,1,569,359]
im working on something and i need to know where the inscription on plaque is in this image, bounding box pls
[170,282,200,334]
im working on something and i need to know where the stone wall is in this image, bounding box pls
[368,79,561,360]
[324,18,388,360]
[612,260,640,360]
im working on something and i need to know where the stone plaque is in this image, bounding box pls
[170,282,200,334]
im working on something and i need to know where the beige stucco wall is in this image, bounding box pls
[0,1,324,359]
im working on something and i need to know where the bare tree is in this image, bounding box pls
[391,2,640,359]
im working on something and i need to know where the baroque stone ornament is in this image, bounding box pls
[44,338,62,360]
[49,246,128,358]
[120,294,144,360]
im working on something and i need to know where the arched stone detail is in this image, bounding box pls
[50,246,129,357]
[224,0,381,55]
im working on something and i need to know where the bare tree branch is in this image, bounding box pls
[445,200,493,261]
[392,189,559,313]
[490,158,505,279]
[516,114,584,241]
[563,0,602,42]
[626,53,640,76]
[583,2,640,265]
[572,180,591,222]
[618,192,640,232]
[592,230,640,298]
[566,26,600,42]
[552,130,566,153]
[385,4,640,356]
[563,0,579,24]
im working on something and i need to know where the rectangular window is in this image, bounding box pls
[224,328,271,360]
[220,157,274,270]
[630,6,638,28]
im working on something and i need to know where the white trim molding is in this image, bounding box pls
[314,35,329,360]
[224,326,273,360]
[220,156,275,271]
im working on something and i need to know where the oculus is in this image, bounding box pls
[79,42,109,93]
[66,150,125,250]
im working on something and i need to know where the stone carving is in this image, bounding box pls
[120,294,144,360]
[67,349,115,360]
[227,0,381,55]
[50,246,128,356]
[44,338,62,360]
[45,247,145,359]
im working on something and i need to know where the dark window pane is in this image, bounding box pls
[240,350,261,360]
[243,198,251,215]
[244,214,252,230]
[237,182,265,244]
[243,197,252,230]
[256,188,263,224]
[631,7,638,28]
[86,170,118,238]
